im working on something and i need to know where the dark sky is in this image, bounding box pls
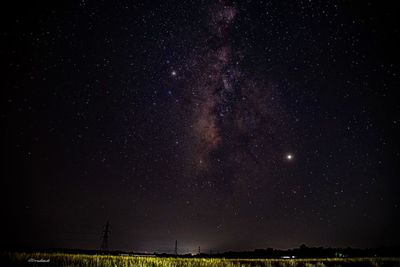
[2,0,400,253]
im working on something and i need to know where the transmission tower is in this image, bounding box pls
[101,221,110,251]
[174,240,178,255]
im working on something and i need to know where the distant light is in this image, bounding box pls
[171,70,177,76]
[286,153,293,160]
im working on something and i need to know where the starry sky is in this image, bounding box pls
[2,0,400,253]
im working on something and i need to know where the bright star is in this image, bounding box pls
[171,70,177,76]
[286,153,293,160]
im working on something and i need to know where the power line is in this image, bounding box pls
[100,221,110,251]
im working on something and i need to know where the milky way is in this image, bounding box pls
[188,1,237,170]
[181,0,288,200]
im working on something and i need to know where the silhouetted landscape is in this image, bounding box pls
[4,245,400,258]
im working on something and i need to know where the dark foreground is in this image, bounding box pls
[1,252,400,267]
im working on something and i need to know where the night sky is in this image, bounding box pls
[2,0,400,253]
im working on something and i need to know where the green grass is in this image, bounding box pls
[1,252,400,267]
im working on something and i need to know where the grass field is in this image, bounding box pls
[1,252,400,267]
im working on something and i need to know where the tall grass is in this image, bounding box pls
[1,252,400,267]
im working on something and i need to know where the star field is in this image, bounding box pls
[2,0,400,253]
